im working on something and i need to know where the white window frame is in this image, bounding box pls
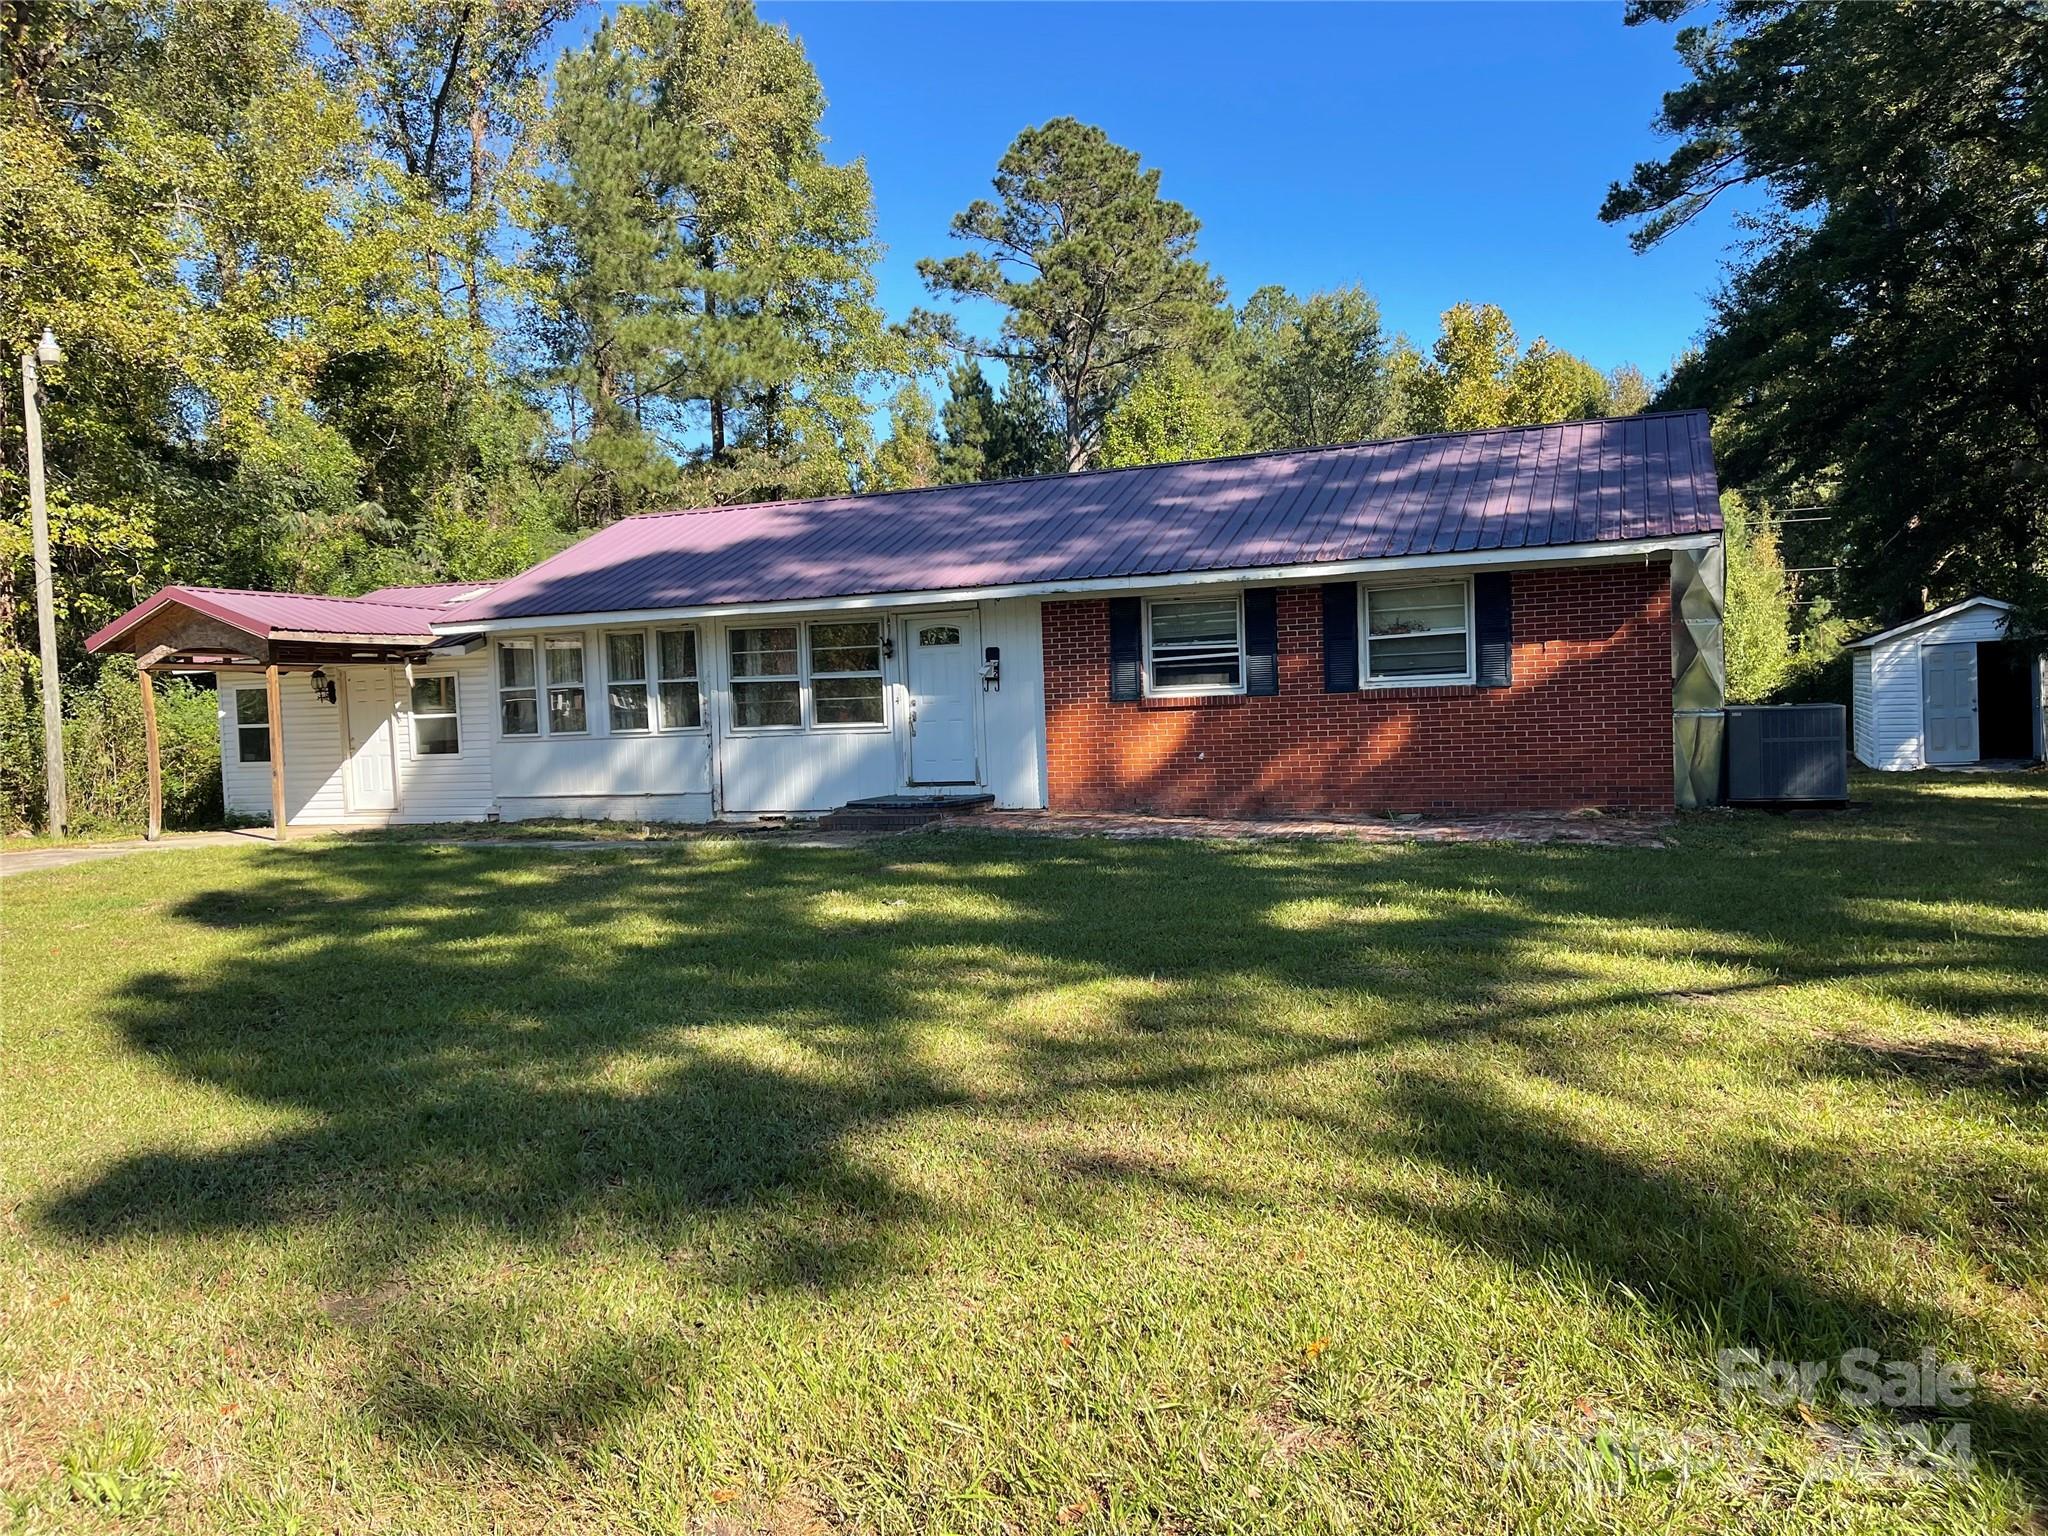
[725,623,805,734]
[602,628,655,736]
[407,672,461,758]
[805,618,889,732]
[496,634,597,739]
[1143,592,1247,698]
[542,635,590,737]
[496,638,540,740]
[652,626,705,733]
[1359,578,1476,688]
[600,625,706,735]
[231,685,272,764]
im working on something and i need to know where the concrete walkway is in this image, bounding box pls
[0,828,278,878]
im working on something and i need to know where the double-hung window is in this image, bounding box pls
[655,628,701,729]
[410,676,460,755]
[604,628,703,732]
[1146,596,1244,693]
[498,640,539,736]
[545,637,588,733]
[1361,580,1473,684]
[233,687,271,763]
[499,636,592,738]
[606,632,652,733]
[729,625,801,729]
[808,620,885,726]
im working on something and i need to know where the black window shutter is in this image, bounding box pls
[1244,589,1278,696]
[1108,596,1142,700]
[1321,582,1359,692]
[1474,572,1513,688]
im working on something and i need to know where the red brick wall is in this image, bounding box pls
[1041,564,1673,815]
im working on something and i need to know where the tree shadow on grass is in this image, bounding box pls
[28,782,2048,1484]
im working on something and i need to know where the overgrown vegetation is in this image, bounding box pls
[3,774,2044,1532]
[0,656,218,837]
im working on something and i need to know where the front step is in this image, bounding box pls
[818,792,996,832]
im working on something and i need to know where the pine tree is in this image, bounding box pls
[873,387,943,491]
[529,0,897,517]
[917,117,1224,471]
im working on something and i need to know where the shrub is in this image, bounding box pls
[1,654,222,836]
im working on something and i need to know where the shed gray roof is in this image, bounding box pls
[468,411,1725,624]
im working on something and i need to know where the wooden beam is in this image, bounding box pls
[138,667,162,841]
[265,662,287,843]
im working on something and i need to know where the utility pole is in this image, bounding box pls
[22,328,66,835]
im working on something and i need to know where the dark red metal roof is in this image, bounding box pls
[86,586,448,653]
[461,412,1720,623]
[355,581,498,606]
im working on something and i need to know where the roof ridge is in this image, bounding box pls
[615,410,1710,525]
[175,584,451,609]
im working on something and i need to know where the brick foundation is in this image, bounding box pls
[1042,564,1673,815]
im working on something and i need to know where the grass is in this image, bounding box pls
[2,771,2044,1534]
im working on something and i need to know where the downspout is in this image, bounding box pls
[1671,532,1727,808]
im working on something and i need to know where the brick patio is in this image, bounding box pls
[926,807,1671,848]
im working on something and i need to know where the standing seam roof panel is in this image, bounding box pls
[451,412,1721,622]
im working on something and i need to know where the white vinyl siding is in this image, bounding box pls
[216,652,496,826]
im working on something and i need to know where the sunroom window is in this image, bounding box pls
[808,620,884,726]
[1362,581,1472,683]
[498,640,538,736]
[730,625,801,729]
[545,637,588,733]
[1147,596,1243,692]
[655,628,701,729]
[606,632,651,733]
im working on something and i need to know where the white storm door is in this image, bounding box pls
[343,669,399,812]
[905,614,979,785]
[1921,643,1979,765]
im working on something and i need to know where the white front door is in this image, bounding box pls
[905,613,979,785]
[1922,643,1979,765]
[344,669,399,812]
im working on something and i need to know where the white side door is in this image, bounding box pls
[343,669,399,812]
[1921,643,1979,765]
[905,613,980,785]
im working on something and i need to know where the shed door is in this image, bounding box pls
[906,614,979,785]
[1921,643,1979,765]
[344,669,399,812]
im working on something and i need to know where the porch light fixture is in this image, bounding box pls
[309,669,336,704]
[881,633,895,660]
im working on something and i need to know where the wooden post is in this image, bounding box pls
[265,662,287,843]
[138,666,162,841]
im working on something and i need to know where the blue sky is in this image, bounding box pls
[728,1,1739,382]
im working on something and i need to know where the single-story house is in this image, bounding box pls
[86,411,1730,837]
[1849,596,2046,769]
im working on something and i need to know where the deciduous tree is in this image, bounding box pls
[1604,0,2048,626]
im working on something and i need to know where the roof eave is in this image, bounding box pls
[1845,595,2013,650]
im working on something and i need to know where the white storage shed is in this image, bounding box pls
[1849,596,2045,769]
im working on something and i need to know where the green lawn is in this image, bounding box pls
[3,775,2045,1534]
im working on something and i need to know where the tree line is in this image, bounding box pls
[0,0,1645,683]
